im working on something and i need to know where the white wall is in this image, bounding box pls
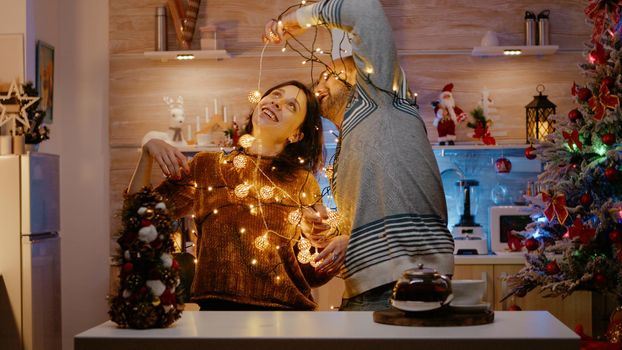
[53,1,110,349]
[1,1,110,349]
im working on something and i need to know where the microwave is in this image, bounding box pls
[489,206,532,253]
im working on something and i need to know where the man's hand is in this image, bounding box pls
[300,204,333,248]
[142,139,189,179]
[262,12,305,44]
[314,235,349,275]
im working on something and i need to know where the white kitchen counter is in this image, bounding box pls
[75,311,578,350]
[455,253,527,265]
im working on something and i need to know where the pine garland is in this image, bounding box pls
[109,187,184,329]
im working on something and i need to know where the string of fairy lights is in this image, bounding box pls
[175,0,422,276]
[174,133,342,278]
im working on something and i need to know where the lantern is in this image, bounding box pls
[525,84,556,143]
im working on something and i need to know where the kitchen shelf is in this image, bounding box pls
[472,45,559,57]
[143,49,231,61]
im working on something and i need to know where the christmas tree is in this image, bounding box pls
[109,188,184,329]
[505,1,622,304]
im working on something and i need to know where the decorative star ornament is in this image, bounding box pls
[0,79,39,133]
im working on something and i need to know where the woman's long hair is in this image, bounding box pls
[245,80,324,177]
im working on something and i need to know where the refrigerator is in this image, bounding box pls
[0,153,61,350]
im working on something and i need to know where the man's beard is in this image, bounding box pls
[321,84,353,123]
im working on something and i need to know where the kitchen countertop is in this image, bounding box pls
[455,253,526,265]
[75,310,578,350]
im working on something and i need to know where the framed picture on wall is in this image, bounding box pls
[36,41,54,124]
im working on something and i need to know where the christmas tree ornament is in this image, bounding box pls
[568,217,596,245]
[495,157,512,173]
[248,90,262,104]
[594,272,607,285]
[525,237,540,251]
[602,133,616,146]
[567,109,582,123]
[580,192,593,207]
[525,145,537,160]
[545,260,560,275]
[507,304,522,311]
[297,249,312,264]
[122,262,134,273]
[298,237,311,251]
[563,129,583,150]
[609,230,621,242]
[542,192,569,224]
[577,87,592,102]
[589,80,620,120]
[605,166,620,182]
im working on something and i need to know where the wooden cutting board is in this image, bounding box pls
[373,307,494,327]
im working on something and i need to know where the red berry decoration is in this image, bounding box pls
[525,145,537,160]
[525,237,540,251]
[122,262,134,273]
[545,260,561,275]
[580,192,593,207]
[602,133,616,146]
[605,167,620,182]
[603,77,615,89]
[594,273,607,285]
[577,87,592,102]
[568,109,582,122]
[610,230,622,242]
[508,304,522,311]
[140,219,152,227]
[495,157,512,173]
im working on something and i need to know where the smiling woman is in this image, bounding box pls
[124,80,340,311]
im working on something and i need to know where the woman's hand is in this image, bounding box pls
[314,235,349,275]
[142,139,189,179]
[301,204,332,248]
[262,12,306,44]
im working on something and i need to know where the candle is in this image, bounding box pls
[214,98,218,115]
[223,106,228,123]
[205,106,210,123]
[196,116,200,132]
[187,125,192,140]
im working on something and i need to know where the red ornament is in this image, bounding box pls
[568,109,582,122]
[609,230,621,242]
[605,167,620,182]
[525,237,540,251]
[545,260,560,275]
[160,289,176,305]
[577,87,592,102]
[580,192,593,207]
[171,259,180,270]
[568,217,596,245]
[603,77,615,89]
[508,304,522,311]
[141,219,152,227]
[122,262,134,273]
[594,273,607,285]
[602,133,616,146]
[495,157,512,173]
[525,145,537,160]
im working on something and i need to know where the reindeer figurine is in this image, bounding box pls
[141,96,187,146]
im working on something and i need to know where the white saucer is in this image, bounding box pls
[449,302,491,312]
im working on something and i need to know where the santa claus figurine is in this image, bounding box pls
[432,83,467,145]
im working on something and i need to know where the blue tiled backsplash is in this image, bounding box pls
[319,135,541,239]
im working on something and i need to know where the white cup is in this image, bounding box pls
[451,279,486,305]
[196,133,211,146]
